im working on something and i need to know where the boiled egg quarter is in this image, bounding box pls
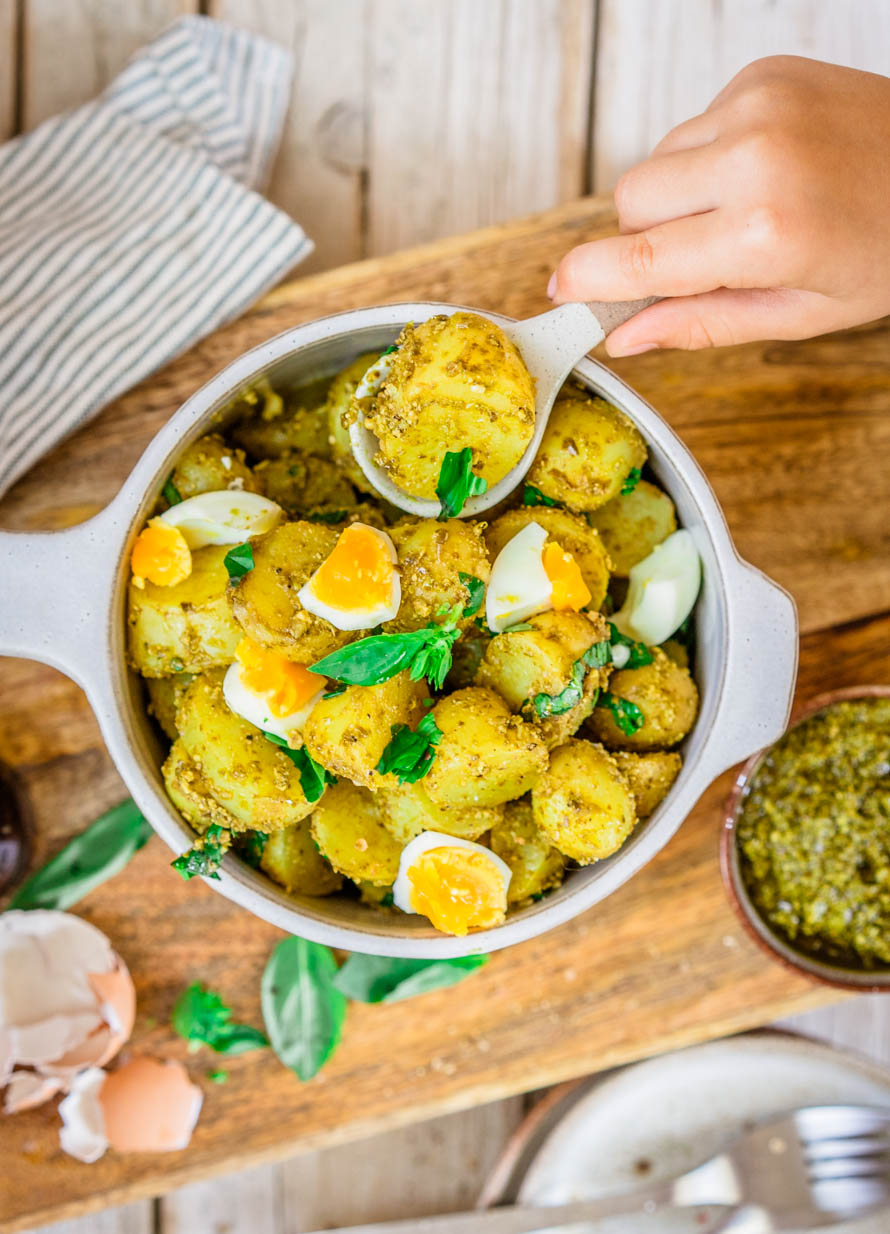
[223,638,325,742]
[298,523,400,631]
[612,529,701,647]
[158,489,283,549]
[486,521,591,633]
[393,831,511,936]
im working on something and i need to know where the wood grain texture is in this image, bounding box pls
[592,0,890,189]
[0,0,15,140]
[21,0,196,130]
[2,196,890,1232]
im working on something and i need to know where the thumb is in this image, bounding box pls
[605,286,835,355]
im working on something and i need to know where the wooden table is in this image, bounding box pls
[2,195,890,1234]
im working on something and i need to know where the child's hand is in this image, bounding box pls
[549,56,890,355]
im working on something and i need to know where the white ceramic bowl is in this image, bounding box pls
[0,303,798,957]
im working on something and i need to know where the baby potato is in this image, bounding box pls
[386,518,491,633]
[526,387,647,513]
[231,520,356,662]
[253,451,357,516]
[532,738,637,864]
[176,671,315,831]
[302,672,429,788]
[231,381,331,459]
[660,638,690,669]
[128,545,242,677]
[490,798,566,905]
[168,434,262,503]
[364,313,535,500]
[587,480,677,576]
[260,818,343,896]
[145,674,194,740]
[477,610,610,749]
[586,647,699,750]
[484,506,610,610]
[611,750,682,819]
[162,738,240,833]
[311,781,403,885]
[376,779,502,845]
[423,687,548,809]
[326,351,382,491]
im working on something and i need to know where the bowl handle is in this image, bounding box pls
[706,560,799,779]
[0,512,117,694]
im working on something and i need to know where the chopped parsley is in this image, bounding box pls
[598,691,645,736]
[525,640,609,720]
[172,983,268,1055]
[436,448,488,519]
[522,484,562,508]
[264,734,335,803]
[458,572,485,618]
[171,824,228,881]
[223,541,254,581]
[376,713,443,784]
[608,623,653,670]
[621,467,642,496]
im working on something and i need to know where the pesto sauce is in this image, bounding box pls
[737,698,890,970]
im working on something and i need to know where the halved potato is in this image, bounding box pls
[260,818,343,896]
[376,779,501,844]
[311,781,403,885]
[490,798,566,905]
[532,738,637,864]
[162,738,239,833]
[386,517,490,633]
[168,434,262,503]
[610,750,682,818]
[587,480,676,575]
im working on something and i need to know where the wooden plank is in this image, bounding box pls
[365,0,595,256]
[208,0,368,274]
[782,997,890,1068]
[31,1202,153,1234]
[592,0,890,190]
[21,0,196,130]
[0,0,14,141]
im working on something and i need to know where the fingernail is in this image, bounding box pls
[546,272,557,299]
[610,342,658,357]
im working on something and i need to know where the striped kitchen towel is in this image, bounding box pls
[0,16,312,499]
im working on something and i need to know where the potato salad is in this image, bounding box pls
[127,311,701,936]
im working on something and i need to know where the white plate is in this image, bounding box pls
[513,1032,890,1233]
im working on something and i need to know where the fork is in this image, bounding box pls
[312,1105,890,1234]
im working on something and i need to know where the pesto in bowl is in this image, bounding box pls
[737,697,890,970]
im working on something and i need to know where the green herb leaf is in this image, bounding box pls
[224,542,254,581]
[599,691,645,736]
[458,572,485,618]
[162,476,183,506]
[310,621,461,692]
[621,467,642,496]
[9,800,152,911]
[525,640,609,720]
[207,1069,229,1083]
[307,509,348,525]
[608,623,653,669]
[522,484,562,508]
[264,735,334,804]
[172,983,269,1056]
[171,823,228,881]
[238,830,268,869]
[261,937,347,1081]
[381,343,399,356]
[333,954,488,1004]
[436,448,488,519]
[376,713,443,784]
[582,640,611,669]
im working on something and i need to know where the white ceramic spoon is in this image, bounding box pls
[348,297,657,518]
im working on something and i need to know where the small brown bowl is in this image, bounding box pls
[721,684,890,992]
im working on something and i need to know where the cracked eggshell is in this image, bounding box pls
[101,1057,203,1153]
[4,1071,64,1115]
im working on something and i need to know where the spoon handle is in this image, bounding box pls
[587,296,660,336]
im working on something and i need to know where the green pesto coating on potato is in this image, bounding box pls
[231,383,331,460]
[532,738,637,864]
[253,451,356,516]
[376,779,502,845]
[610,750,682,819]
[162,738,240,833]
[385,517,491,633]
[490,798,566,905]
[260,817,342,896]
[484,505,611,611]
[587,480,676,576]
[128,545,242,678]
[311,780,403,885]
[585,647,699,750]
[168,433,262,503]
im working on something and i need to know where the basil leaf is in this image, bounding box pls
[458,572,485,618]
[224,541,254,581]
[408,623,461,690]
[376,713,443,784]
[582,640,611,669]
[307,509,348,525]
[162,476,183,506]
[500,621,534,634]
[522,483,561,508]
[171,823,228,880]
[436,448,488,519]
[608,623,653,669]
[599,691,645,736]
[311,623,460,692]
[333,954,487,1004]
[621,467,642,497]
[264,735,334,804]
[172,983,269,1056]
[261,937,347,1081]
[9,800,152,911]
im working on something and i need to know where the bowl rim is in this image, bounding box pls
[721,683,890,991]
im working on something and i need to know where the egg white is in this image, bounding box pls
[612,529,701,647]
[222,660,325,743]
[392,831,512,916]
[158,490,283,549]
[297,524,401,631]
[485,521,553,634]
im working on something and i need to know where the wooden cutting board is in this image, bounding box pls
[2,195,890,1233]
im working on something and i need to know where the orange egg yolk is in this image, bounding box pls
[542,541,591,611]
[310,524,394,612]
[407,849,507,936]
[235,638,320,718]
[130,519,192,588]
